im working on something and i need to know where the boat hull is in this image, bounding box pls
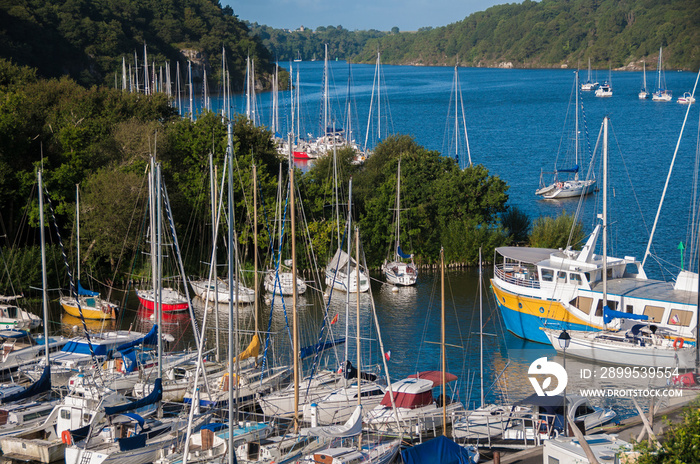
[61,297,116,320]
[492,281,601,344]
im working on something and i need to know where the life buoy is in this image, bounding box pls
[673,338,684,350]
[61,430,72,445]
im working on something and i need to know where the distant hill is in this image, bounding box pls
[248,0,699,71]
[351,0,700,70]
[0,0,274,88]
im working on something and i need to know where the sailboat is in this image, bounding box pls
[580,58,598,91]
[264,167,308,296]
[536,71,596,199]
[652,47,672,102]
[444,60,472,168]
[381,160,417,286]
[639,60,650,99]
[325,180,369,293]
[542,117,695,369]
[60,185,118,320]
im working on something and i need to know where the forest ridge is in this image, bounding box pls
[252,0,700,70]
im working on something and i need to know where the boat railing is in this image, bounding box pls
[494,264,540,289]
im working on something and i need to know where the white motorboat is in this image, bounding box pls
[0,330,67,376]
[677,91,696,104]
[0,296,42,330]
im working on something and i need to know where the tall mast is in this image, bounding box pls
[395,160,401,262]
[144,44,149,95]
[356,226,361,405]
[441,247,446,435]
[454,64,459,161]
[324,44,329,137]
[575,70,579,178]
[253,165,259,336]
[226,123,236,464]
[209,154,220,362]
[76,184,80,283]
[38,171,50,367]
[291,156,299,433]
[479,247,484,408]
[602,117,608,310]
[343,179,353,387]
[377,52,381,141]
[188,61,193,121]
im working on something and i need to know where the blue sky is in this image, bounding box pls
[224,0,507,32]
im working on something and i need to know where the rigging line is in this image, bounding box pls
[643,67,700,270]
[42,184,102,380]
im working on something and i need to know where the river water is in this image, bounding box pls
[50,62,700,421]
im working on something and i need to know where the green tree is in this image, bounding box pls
[634,400,700,464]
[528,211,585,249]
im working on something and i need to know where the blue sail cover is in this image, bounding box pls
[117,325,158,374]
[300,338,345,360]
[77,280,100,297]
[104,378,162,415]
[603,306,649,325]
[397,246,412,259]
[0,365,51,404]
[556,164,579,174]
[402,436,478,464]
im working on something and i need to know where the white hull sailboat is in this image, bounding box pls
[639,60,650,99]
[543,325,695,369]
[652,47,672,102]
[381,160,417,286]
[580,58,598,91]
[536,70,596,200]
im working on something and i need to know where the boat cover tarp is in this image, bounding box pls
[232,334,260,363]
[603,306,649,325]
[105,378,162,416]
[118,433,147,452]
[300,338,345,360]
[397,246,412,259]
[343,360,377,381]
[201,423,228,432]
[401,435,478,464]
[117,325,159,373]
[69,424,92,443]
[555,164,579,174]
[0,365,51,404]
[77,280,100,297]
[495,247,558,264]
[327,249,357,272]
[303,405,363,438]
[408,371,458,387]
[515,393,569,407]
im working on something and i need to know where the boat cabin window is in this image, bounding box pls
[584,272,592,283]
[570,296,593,315]
[626,305,634,314]
[6,306,17,318]
[541,269,553,282]
[60,410,71,420]
[548,457,560,464]
[23,409,52,422]
[607,268,613,279]
[557,272,567,283]
[595,299,617,317]
[668,309,693,327]
[643,305,665,323]
[569,273,582,285]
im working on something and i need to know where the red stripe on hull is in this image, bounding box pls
[137,296,189,312]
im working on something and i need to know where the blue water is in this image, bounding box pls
[161,63,700,420]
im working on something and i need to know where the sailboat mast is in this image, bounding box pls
[377,53,381,141]
[76,184,80,283]
[253,165,259,336]
[324,44,329,137]
[441,247,446,435]
[343,179,353,386]
[226,123,235,464]
[188,61,193,121]
[155,163,163,382]
[575,70,579,179]
[454,65,459,160]
[210,154,220,362]
[356,226,361,405]
[479,247,484,408]
[395,160,401,262]
[38,171,50,367]
[291,157,299,433]
[603,117,608,310]
[296,67,300,143]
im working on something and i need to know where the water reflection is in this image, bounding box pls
[60,313,116,335]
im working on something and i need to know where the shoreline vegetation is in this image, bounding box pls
[0,57,583,298]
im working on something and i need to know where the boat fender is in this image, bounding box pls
[61,430,72,445]
[673,338,684,350]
